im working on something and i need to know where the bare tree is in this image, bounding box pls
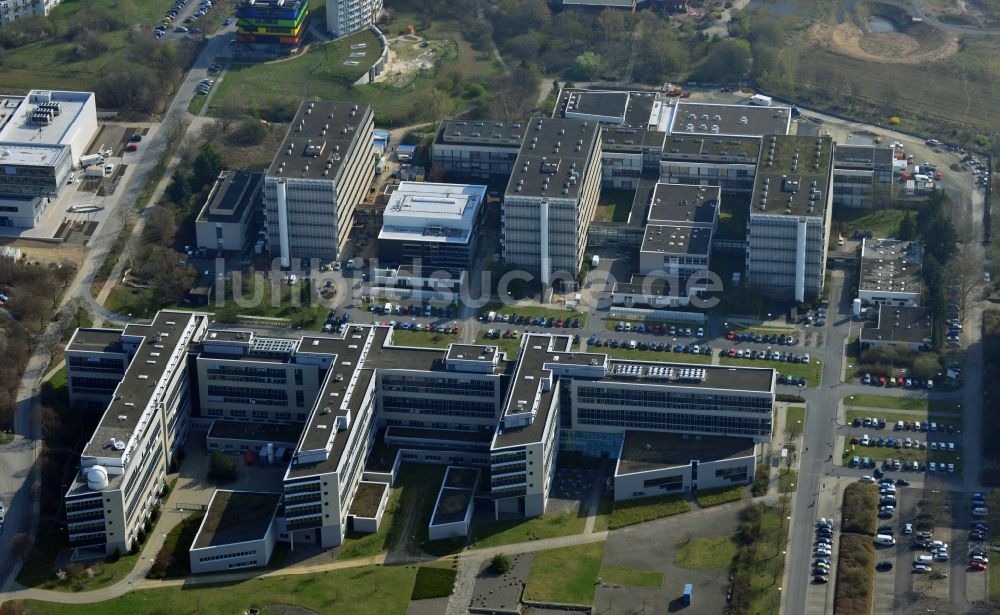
[947,242,981,315]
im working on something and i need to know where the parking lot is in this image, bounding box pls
[154,0,221,40]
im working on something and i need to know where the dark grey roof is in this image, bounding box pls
[558,89,660,128]
[436,119,525,148]
[641,224,712,256]
[750,135,834,217]
[833,145,894,167]
[647,183,720,227]
[861,305,933,345]
[267,101,371,181]
[601,127,667,153]
[504,117,600,200]
[84,312,201,458]
[605,359,775,392]
[191,490,281,549]
[67,328,125,353]
[207,419,305,444]
[196,171,261,223]
[617,430,755,474]
[859,238,923,295]
[661,134,761,164]
[671,102,792,137]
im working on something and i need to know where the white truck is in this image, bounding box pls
[84,166,105,179]
[79,153,104,168]
[750,94,773,107]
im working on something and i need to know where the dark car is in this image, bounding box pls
[896,478,910,486]
[876,561,893,571]
[813,575,829,584]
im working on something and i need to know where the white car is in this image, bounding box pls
[903,523,913,534]
[861,475,874,483]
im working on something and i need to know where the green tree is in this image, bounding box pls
[574,51,602,80]
[489,553,512,574]
[207,451,237,484]
[192,144,224,191]
[693,39,751,83]
[898,211,916,241]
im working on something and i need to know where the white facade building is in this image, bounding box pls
[326,0,381,38]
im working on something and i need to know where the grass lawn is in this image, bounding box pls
[338,463,446,561]
[148,513,204,578]
[990,565,1000,601]
[603,346,712,364]
[0,431,13,445]
[595,187,636,223]
[720,357,822,387]
[524,542,605,606]
[694,486,745,508]
[831,207,909,240]
[785,405,806,438]
[779,470,798,494]
[845,394,962,414]
[390,329,456,349]
[472,510,587,549]
[608,494,691,530]
[17,530,139,592]
[727,323,797,336]
[476,331,522,357]
[597,564,663,588]
[483,303,589,326]
[410,566,457,600]
[593,495,613,533]
[675,535,737,572]
[20,564,416,615]
[740,503,789,614]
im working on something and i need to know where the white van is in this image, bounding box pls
[875,534,896,546]
[973,507,989,517]
[915,555,933,564]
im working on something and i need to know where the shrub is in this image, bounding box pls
[608,494,690,529]
[489,554,512,574]
[841,483,878,536]
[207,451,237,484]
[111,547,122,563]
[751,463,769,497]
[834,533,875,615]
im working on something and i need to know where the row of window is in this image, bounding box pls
[577,408,771,437]
[198,550,258,563]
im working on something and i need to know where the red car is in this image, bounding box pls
[125,143,138,152]
[726,331,736,340]
[879,376,887,386]
[896,376,905,387]
[970,561,987,571]
[728,347,737,357]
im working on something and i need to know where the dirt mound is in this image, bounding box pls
[812,21,959,64]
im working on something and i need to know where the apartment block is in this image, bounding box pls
[264,101,374,262]
[326,0,381,38]
[501,117,602,286]
[430,120,523,181]
[745,135,835,301]
[0,0,62,27]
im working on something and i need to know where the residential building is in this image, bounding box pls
[64,312,775,555]
[195,171,263,255]
[377,181,486,275]
[263,101,374,263]
[860,305,933,351]
[0,0,63,27]
[501,117,602,287]
[858,238,923,307]
[745,135,835,301]
[236,0,310,47]
[326,0,381,38]
[832,145,894,208]
[430,120,523,181]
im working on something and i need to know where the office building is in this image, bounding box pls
[65,328,130,410]
[189,491,282,573]
[745,135,835,301]
[64,312,207,554]
[377,181,486,275]
[858,238,923,307]
[236,0,310,47]
[832,145,895,208]
[195,171,263,255]
[668,102,792,138]
[501,117,602,287]
[431,120,523,181]
[659,134,761,194]
[264,101,374,263]
[326,0,381,38]
[860,305,933,351]
[65,311,775,555]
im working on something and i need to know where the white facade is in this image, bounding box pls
[0,0,62,26]
[326,0,381,38]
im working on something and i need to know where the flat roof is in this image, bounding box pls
[504,117,600,200]
[435,119,525,148]
[617,430,755,474]
[493,335,563,448]
[601,127,667,153]
[196,171,261,224]
[647,183,720,227]
[670,102,792,137]
[860,238,923,295]
[445,343,499,362]
[641,224,712,257]
[191,490,281,549]
[84,312,199,459]
[0,142,68,166]
[605,359,775,392]
[207,419,305,444]
[386,426,494,444]
[833,144,894,167]
[379,181,485,244]
[266,100,370,182]
[349,481,387,517]
[558,89,663,129]
[67,328,125,354]
[0,90,94,147]
[861,305,933,345]
[750,134,834,217]
[661,134,761,164]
